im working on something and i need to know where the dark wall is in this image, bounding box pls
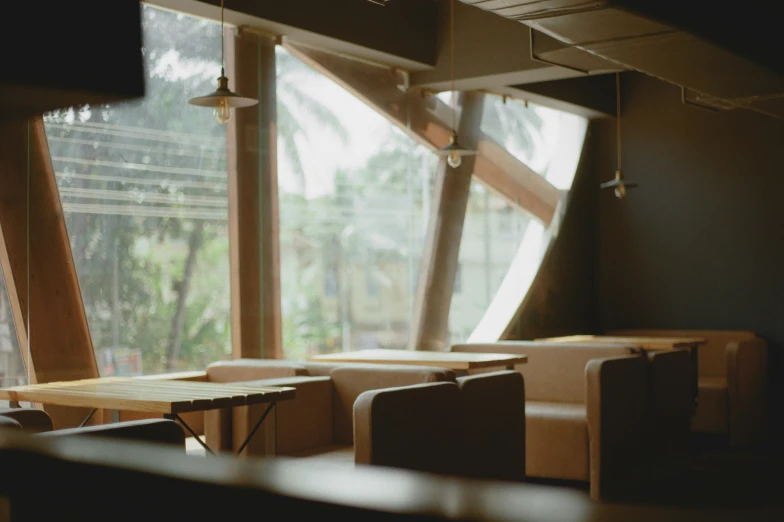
[597,72,784,435]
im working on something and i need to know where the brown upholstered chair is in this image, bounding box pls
[0,407,185,448]
[456,370,526,482]
[353,371,527,481]
[452,343,648,501]
[609,329,769,447]
[354,381,464,476]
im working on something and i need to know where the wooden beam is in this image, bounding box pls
[410,91,485,352]
[258,36,283,360]
[474,139,561,226]
[150,0,437,71]
[228,29,283,360]
[282,41,452,153]
[0,118,102,429]
[282,42,561,226]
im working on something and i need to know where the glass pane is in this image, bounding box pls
[481,96,588,190]
[44,5,231,375]
[277,47,437,360]
[448,181,533,344]
[0,268,27,395]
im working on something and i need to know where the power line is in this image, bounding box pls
[59,187,228,208]
[55,172,228,192]
[51,156,227,179]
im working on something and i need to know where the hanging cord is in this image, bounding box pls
[220,0,225,77]
[26,121,30,385]
[616,72,621,173]
[450,0,456,131]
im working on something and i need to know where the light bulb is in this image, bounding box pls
[614,184,626,199]
[214,97,231,124]
[447,151,462,169]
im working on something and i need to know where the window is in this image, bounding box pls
[277,47,437,359]
[0,269,26,397]
[450,96,587,343]
[44,5,231,374]
[324,266,339,297]
[448,182,532,344]
[453,264,462,294]
[366,270,380,298]
[481,96,587,190]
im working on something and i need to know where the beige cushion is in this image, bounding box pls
[206,359,308,382]
[329,365,456,445]
[692,377,728,434]
[525,402,589,481]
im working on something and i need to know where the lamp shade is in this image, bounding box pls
[435,131,476,157]
[188,75,258,108]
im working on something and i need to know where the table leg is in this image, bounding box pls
[236,402,276,456]
[165,413,216,456]
[79,409,97,427]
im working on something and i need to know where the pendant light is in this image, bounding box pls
[188,0,258,124]
[600,72,638,198]
[436,0,475,169]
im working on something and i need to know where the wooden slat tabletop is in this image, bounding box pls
[534,334,706,349]
[309,348,528,370]
[0,378,295,415]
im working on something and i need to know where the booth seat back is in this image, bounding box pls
[608,329,757,377]
[456,371,526,481]
[205,359,308,382]
[354,382,464,476]
[329,364,457,446]
[452,342,633,403]
[0,407,185,448]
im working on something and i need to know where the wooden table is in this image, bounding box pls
[309,348,527,374]
[536,334,706,412]
[0,378,295,456]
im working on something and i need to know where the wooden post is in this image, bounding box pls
[410,91,485,352]
[0,118,102,428]
[227,28,283,360]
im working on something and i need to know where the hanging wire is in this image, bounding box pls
[450,0,456,131]
[26,121,31,387]
[220,0,225,76]
[616,72,622,172]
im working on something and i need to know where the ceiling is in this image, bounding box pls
[458,0,784,119]
[169,0,784,120]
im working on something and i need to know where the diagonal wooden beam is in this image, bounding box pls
[282,42,560,227]
[410,91,485,352]
[0,118,102,429]
[474,139,561,226]
[282,41,452,152]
